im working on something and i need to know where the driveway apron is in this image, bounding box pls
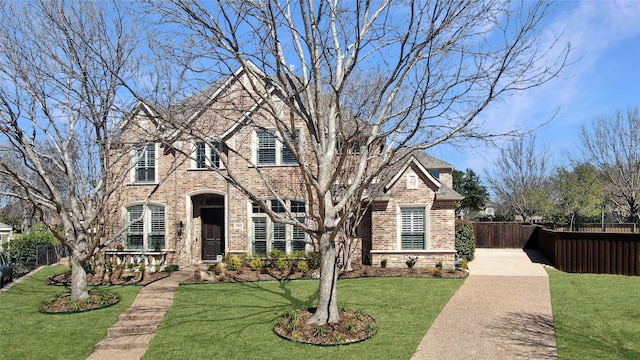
[412,248,558,360]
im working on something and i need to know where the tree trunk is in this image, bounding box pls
[70,254,89,300]
[307,232,340,325]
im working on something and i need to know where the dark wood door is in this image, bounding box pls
[201,208,224,260]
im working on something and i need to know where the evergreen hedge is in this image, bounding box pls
[455,220,475,261]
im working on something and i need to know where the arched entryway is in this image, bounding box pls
[192,194,226,261]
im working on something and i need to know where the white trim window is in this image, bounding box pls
[255,130,299,166]
[126,204,166,250]
[400,207,427,250]
[193,141,222,169]
[133,144,156,183]
[251,199,307,254]
[407,173,419,189]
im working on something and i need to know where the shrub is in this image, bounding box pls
[249,257,263,271]
[295,260,309,273]
[381,259,387,268]
[225,255,242,271]
[275,258,289,271]
[165,264,179,272]
[461,258,469,270]
[306,251,320,269]
[5,227,58,263]
[456,220,476,261]
[435,261,443,269]
[313,326,328,338]
[292,250,306,259]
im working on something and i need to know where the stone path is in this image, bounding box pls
[86,268,193,360]
[411,248,558,359]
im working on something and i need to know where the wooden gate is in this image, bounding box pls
[473,222,539,248]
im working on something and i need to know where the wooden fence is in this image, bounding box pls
[472,222,640,275]
[555,223,638,233]
[473,222,539,248]
[537,229,640,276]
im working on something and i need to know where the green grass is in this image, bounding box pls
[144,277,464,359]
[548,269,640,360]
[0,266,142,360]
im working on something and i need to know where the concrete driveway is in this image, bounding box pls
[412,248,557,360]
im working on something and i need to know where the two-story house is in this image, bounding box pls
[110,66,463,269]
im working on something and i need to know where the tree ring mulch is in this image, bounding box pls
[39,289,120,314]
[273,308,378,345]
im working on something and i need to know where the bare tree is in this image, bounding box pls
[580,107,640,222]
[485,136,554,222]
[0,1,166,300]
[144,0,569,325]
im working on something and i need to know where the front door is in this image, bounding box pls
[201,208,224,260]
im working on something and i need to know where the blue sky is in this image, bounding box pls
[429,0,640,182]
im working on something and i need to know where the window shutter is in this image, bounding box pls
[257,132,276,165]
[253,218,267,255]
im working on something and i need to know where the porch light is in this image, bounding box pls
[176,221,184,237]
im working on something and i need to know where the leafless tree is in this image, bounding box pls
[144,0,569,325]
[0,1,169,300]
[580,107,640,222]
[485,136,554,222]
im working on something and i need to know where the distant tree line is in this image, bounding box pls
[481,107,640,227]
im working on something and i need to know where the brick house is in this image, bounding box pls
[110,66,463,269]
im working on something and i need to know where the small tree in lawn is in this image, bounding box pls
[0,1,168,300]
[145,0,568,325]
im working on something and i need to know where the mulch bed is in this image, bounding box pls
[44,270,170,287]
[274,308,377,345]
[186,264,467,284]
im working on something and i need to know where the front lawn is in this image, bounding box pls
[548,269,640,359]
[144,277,464,359]
[0,266,141,360]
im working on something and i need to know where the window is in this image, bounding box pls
[135,144,156,183]
[429,170,440,179]
[336,140,361,155]
[281,131,298,164]
[257,131,277,165]
[407,174,418,189]
[194,141,221,169]
[251,200,307,254]
[256,130,299,166]
[401,208,425,250]
[126,204,165,250]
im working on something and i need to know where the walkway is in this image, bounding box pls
[86,268,193,360]
[411,248,558,359]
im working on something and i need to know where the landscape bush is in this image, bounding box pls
[4,226,59,263]
[455,220,475,261]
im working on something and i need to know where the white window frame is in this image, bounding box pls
[253,130,300,166]
[250,199,307,254]
[397,204,429,250]
[192,140,224,169]
[125,203,166,250]
[132,143,158,184]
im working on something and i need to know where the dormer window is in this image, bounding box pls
[134,144,156,183]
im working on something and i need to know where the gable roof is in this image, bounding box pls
[0,222,12,230]
[382,150,463,201]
